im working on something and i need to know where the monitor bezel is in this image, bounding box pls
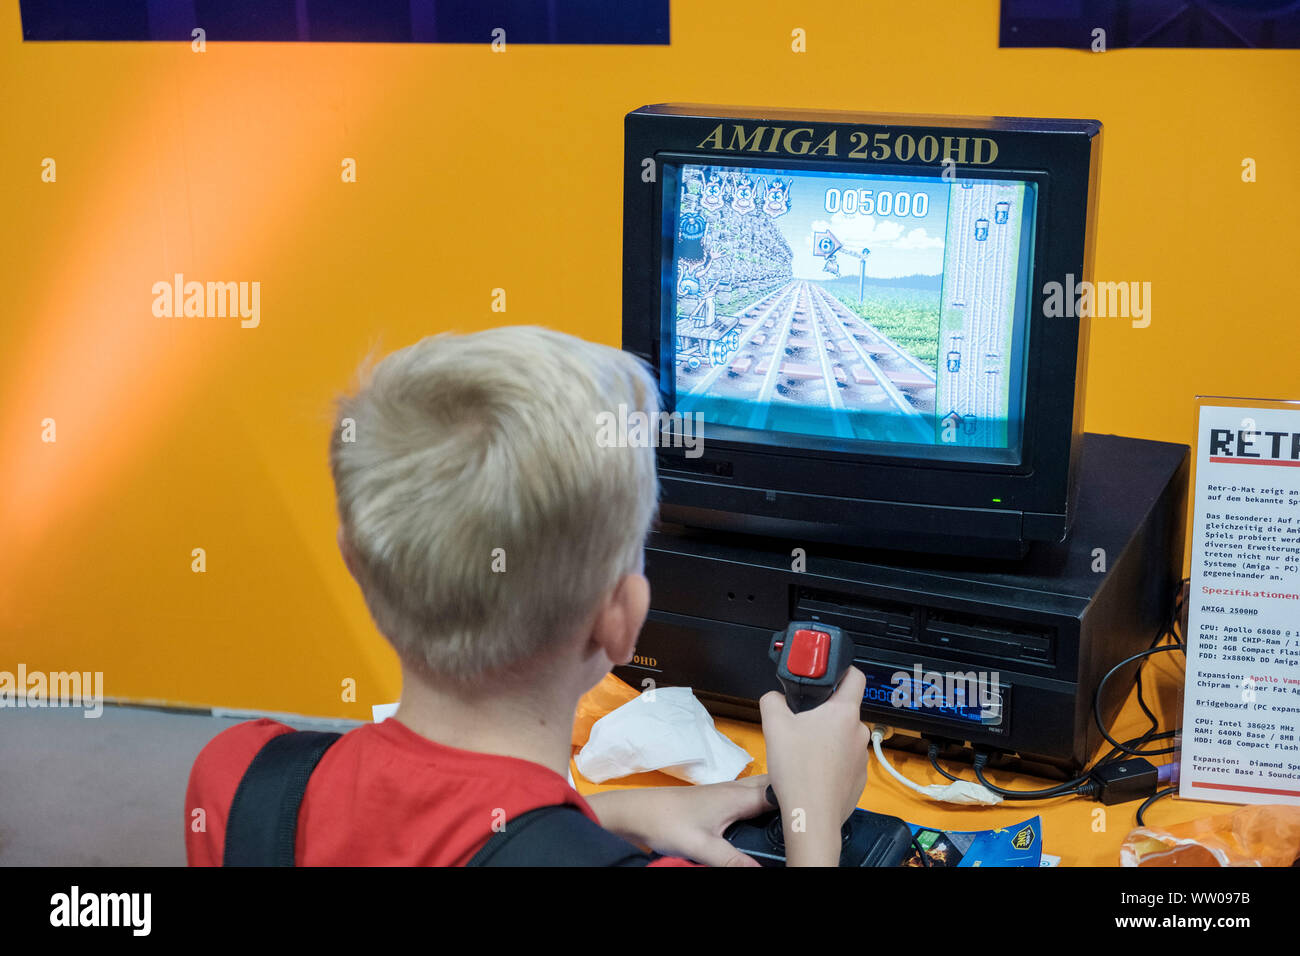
[623,104,1101,541]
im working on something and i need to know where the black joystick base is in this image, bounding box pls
[724,807,914,867]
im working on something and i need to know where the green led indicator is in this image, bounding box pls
[992,498,1002,503]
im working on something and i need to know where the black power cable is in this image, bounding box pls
[927,745,962,783]
[1125,581,1187,752]
[1088,579,1186,759]
[972,750,1095,799]
[969,731,1183,802]
[930,579,1189,802]
[1136,786,1177,827]
[929,728,1179,802]
[1092,644,1184,757]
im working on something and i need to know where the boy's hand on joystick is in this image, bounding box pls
[759,665,871,867]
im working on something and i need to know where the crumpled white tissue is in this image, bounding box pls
[575,686,753,785]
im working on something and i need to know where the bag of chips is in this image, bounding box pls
[1121,804,1300,867]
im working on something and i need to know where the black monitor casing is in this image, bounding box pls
[623,104,1103,558]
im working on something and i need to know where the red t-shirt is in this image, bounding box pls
[185,717,694,866]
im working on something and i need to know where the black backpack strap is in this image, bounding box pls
[466,804,656,867]
[223,730,342,867]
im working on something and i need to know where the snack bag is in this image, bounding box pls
[1121,804,1300,867]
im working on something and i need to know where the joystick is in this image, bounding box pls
[770,622,856,713]
[723,621,914,867]
[760,622,856,808]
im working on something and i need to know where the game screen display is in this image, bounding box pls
[661,162,1038,461]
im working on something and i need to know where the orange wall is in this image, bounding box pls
[2,2,1297,718]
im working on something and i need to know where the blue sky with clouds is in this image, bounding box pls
[756,168,951,280]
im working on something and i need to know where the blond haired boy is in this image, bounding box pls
[186,326,869,866]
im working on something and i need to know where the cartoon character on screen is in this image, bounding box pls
[762,178,790,218]
[700,171,725,212]
[677,247,716,317]
[730,176,757,214]
[681,250,731,331]
[677,253,704,300]
[812,229,841,277]
[691,278,721,330]
[677,210,708,263]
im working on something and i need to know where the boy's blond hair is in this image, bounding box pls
[329,326,659,684]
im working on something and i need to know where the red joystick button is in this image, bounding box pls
[787,628,830,679]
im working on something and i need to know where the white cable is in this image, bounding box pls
[870,727,1002,806]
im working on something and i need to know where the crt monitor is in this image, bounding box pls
[622,104,1102,558]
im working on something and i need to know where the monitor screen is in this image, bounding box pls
[660,161,1038,464]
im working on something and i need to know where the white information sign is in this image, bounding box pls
[1180,399,1300,805]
